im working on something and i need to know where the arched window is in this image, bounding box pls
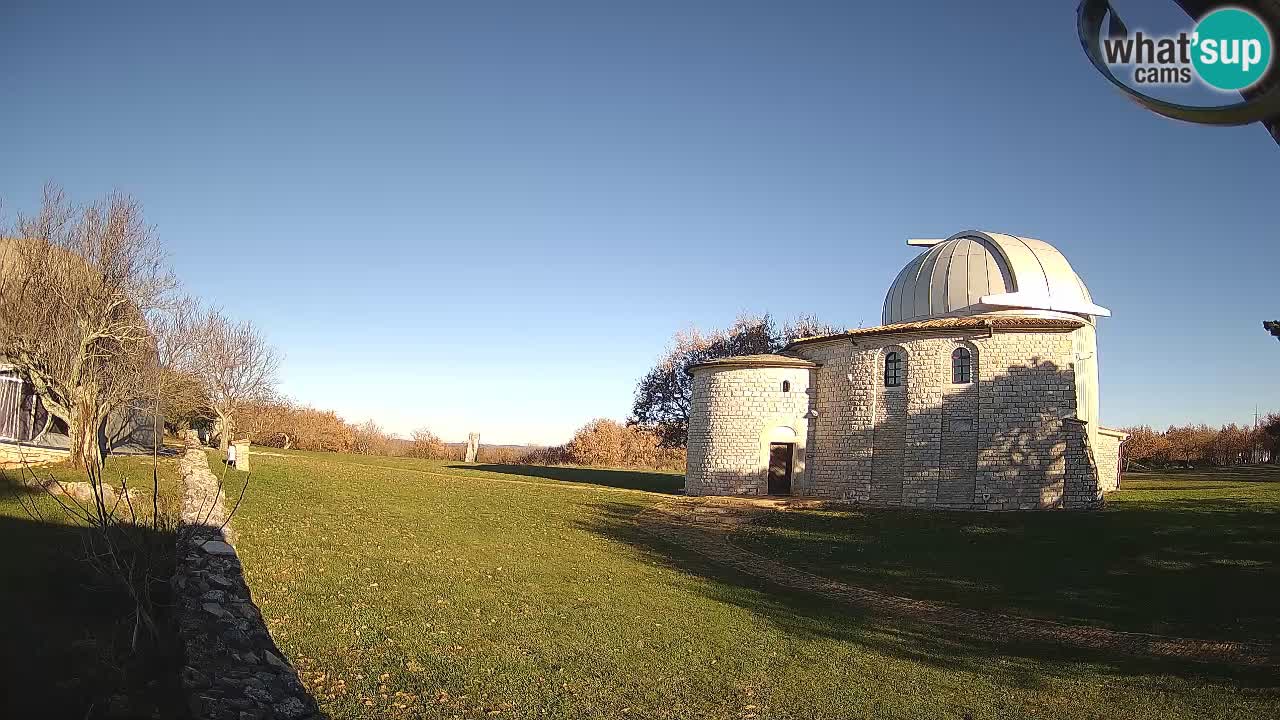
[884,351,902,387]
[952,347,973,384]
[781,380,791,392]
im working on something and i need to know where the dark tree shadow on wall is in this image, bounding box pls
[783,356,1091,510]
[971,357,1089,509]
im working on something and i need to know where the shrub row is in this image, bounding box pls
[1121,413,1280,468]
[232,403,686,472]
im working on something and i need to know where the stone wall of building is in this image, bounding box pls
[870,348,907,503]
[104,405,163,450]
[1095,429,1125,492]
[0,441,69,467]
[684,325,1116,509]
[789,327,1106,509]
[686,365,813,496]
[974,331,1081,510]
[797,342,877,501]
[1061,419,1104,509]
[939,341,979,506]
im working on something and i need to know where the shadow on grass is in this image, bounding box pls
[457,463,684,494]
[577,498,1280,694]
[0,476,185,720]
[723,499,1280,643]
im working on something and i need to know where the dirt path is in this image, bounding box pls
[635,497,1278,668]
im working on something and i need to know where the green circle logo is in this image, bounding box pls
[1191,8,1273,91]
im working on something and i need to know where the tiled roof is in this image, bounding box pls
[686,353,819,374]
[785,316,1086,348]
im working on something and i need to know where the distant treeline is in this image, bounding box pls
[232,401,685,471]
[233,400,1280,474]
[1121,414,1280,469]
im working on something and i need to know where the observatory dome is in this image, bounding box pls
[881,231,1109,325]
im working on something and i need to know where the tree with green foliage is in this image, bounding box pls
[630,314,838,447]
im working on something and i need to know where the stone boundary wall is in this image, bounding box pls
[173,442,321,720]
[1095,430,1124,492]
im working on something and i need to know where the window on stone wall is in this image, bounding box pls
[0,374,21,440]
[884,351,902,387]
[781,380,791,392]
[952,347,973,384]
[0,372,52,443]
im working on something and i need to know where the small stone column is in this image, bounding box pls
[464,433,480,463]
[232,440,251,473]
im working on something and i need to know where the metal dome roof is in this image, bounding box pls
[881,231,1110,325]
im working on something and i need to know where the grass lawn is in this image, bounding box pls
[223,451,1279,720]
[733,466,1280,643]
[0,453,185,719]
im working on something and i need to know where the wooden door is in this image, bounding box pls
[768,443,793,495]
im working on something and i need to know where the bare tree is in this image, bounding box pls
[1209,423,1253,466]
[569,418,628,467]
[351,419,391,455]
[148,296,212,435]
[2,189,188,654]
[0,185,175,467]
[194,309,281,450]
[781,314,840,344]
[1262,413,1280,463]
[1118,426,1166,470]
[238,399,355,451]
[238,398,296,449]
[407,426,448,458]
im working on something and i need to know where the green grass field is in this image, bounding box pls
[733,467,1280,643]
[219,452,1279,720]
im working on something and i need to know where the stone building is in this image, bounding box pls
[685,230,1127,510]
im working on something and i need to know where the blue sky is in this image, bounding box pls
[4,0,1277,444]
